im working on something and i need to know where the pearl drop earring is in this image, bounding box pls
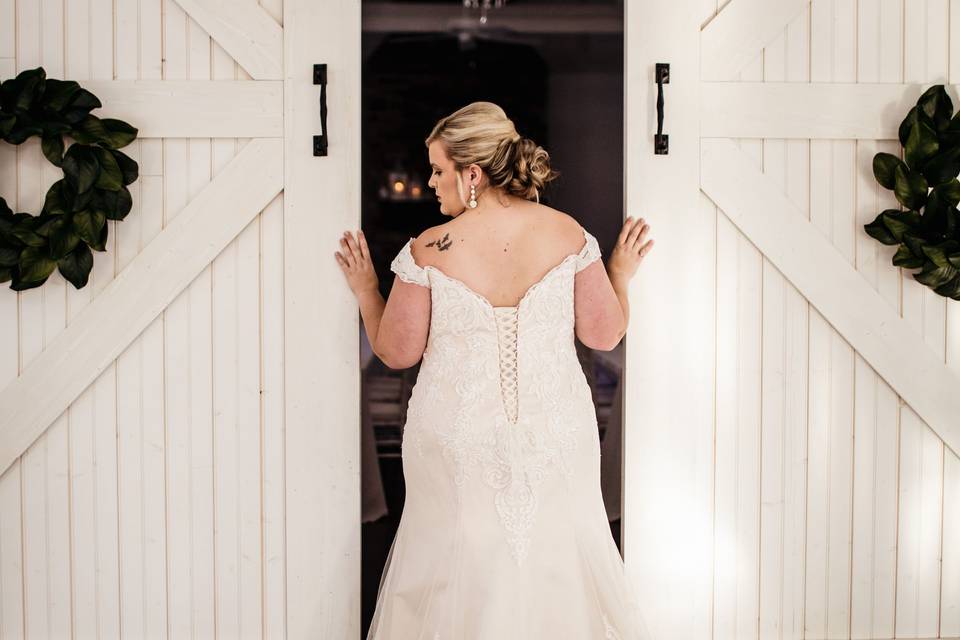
[468,184,478,208]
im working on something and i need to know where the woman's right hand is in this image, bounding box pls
[607,216,654,283]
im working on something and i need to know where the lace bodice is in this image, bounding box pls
[390,225,601,429]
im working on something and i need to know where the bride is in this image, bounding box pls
[336,101,654,639]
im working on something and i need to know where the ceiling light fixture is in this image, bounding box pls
[462,0,506,25]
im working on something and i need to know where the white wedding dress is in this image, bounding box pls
[367,226,652,639]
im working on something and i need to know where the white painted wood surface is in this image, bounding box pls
[632,0,960,639]
[0,136,283,475]
[82,80,283,138]
[0,0,355,637]
[701,82,952,139]
[2,0,958,638]
[172,0,284,80]
[625,2,715,640]
[701,137,960,458]
[282,0,362,636]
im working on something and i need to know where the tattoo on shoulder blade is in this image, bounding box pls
[425,233,452,252]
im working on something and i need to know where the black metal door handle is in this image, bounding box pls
[655,63,669,155]
[313,64,328,156]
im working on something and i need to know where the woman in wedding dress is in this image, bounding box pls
[336,102,655,639]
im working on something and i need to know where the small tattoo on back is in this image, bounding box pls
[426,233,453,252]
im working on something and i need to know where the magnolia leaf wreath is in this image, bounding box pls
[867,84,960,300]
[0,66,139,291]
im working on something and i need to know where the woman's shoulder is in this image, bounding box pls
[408,225,452,269]
[420,203,582,241]
[412,205,583,266]
[524,205,588,248]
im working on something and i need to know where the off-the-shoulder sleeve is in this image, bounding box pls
[574,228,602,273]
[390,238,431,288]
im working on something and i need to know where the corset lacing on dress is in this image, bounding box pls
[493,307,520,423]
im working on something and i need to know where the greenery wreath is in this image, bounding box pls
[867,84,960,300]
[0,66,139,291]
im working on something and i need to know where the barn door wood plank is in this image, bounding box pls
[82,80,283,138]
[701,137,960,458]
[700,0,808,80]
[0,138,283,476]
[172,0,283,80]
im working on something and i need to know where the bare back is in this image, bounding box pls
[414,202,588,308]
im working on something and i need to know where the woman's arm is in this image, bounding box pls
[356,288,389,363]
[609,271,630,343]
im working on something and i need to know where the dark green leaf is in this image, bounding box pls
[91,216,108,251]
[933,273,960,297]
[0,77,20,112]
[41,121,71,136]
[873,152,905,190]
[905,118,939,170]
[903,232,928,259]
[71,116,137,149]
[33,216,60,237]
[41,133,64,166]
[894,165,929,210]
[921,189,950,236]
[13,69,44,112]
[18,245,56,283]
[97,118,137,149]
[57,243,92,288]
[9,273,45,291]
[40,78,80,112]
[948,252,960,269]
[948,206,960,238]
[880,209,922,244]
[0,112,14,137]
[93,147,122,191]
[893,243,925,268]
[94,186,133,221]
[42,181,71,216]
[9,224,45,247]
[0,245,21,267]
[70,115,108,145]
[914,261,958,288]
[71,209,105,245]
[921,241,955,268]
[112,149,138,185]
[5,118,43,144]
[62,88,101,124]
[47,217,80,259]
[0,215,19,245]
[935,178,960,206]
[917,85,953,132]
[943,111,960,146]
[921,147,960,186]
[62,144,100,193]
[865,213,898,245]
[0,266,12,283]
[71,185,92,212]
[899,106,919,147]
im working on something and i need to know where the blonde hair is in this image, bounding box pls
[424,101,560,204]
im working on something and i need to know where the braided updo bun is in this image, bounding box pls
[425,101,560,203]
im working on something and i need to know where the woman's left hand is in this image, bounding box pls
[335,230,378,298]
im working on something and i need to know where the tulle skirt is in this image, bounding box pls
[365,476,654,640]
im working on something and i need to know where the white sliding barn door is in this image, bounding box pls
[0,1,360,638]
[626,1,960,640]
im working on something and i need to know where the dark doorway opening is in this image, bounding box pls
[358,3,625,635]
